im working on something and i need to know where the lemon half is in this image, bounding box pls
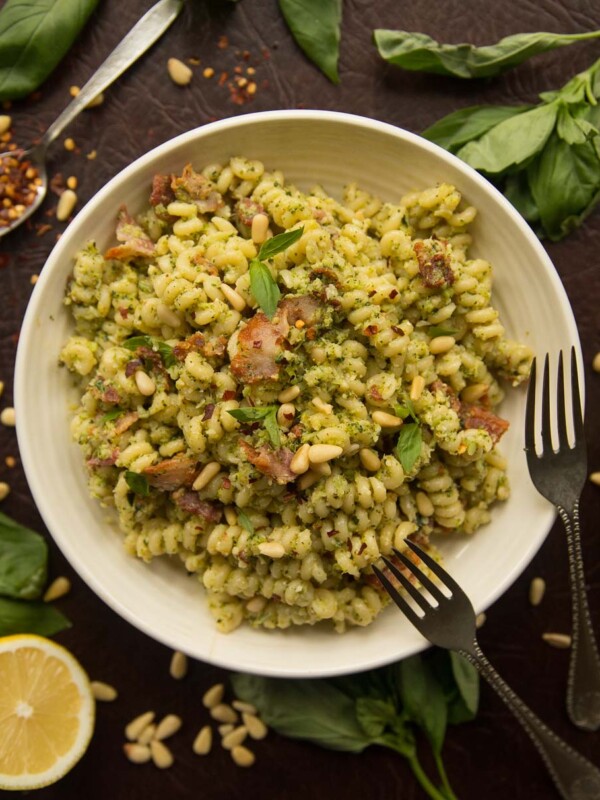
[0,634,95,790]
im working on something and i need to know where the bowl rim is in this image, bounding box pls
[15,109,575,676]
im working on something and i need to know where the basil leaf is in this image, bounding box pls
[355,696,397,738]
[395,399,418,423]
[0,512,47,600]
[263,408,282,448]
[123,335,176,367]
[397,655,447,755]
[528,132,600,240]
[428,650,479,725]
[556,104,597,145]
[0,0,99,101]
[503,172,540,224]
[279,0,341,83]
[125,471,150,496]
[102,408,123,423]
[423,105,531,154]
[457,103,558,174]
[226,406,275,422]
[237,509,255,534]
[395,423,422,472]
[249,259,281,319]
[231,673,372,752]
[374,28,600,79]
[0,596,71,637]
[449,652,479,717]
[427,326,455,338]
[257,226,305,261]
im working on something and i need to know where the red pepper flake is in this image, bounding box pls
[391,325,404,335]
[217,35,229,49]
[326,530,337,538]
[222,477,232,489]
[233,65,243,75]
[389,289,398,299]
[0,253,9,268]
[261,47,270,60]
[202,403,215,420]
[364,325,379,336]
[0,131,41,230]
[35,223,52,236]
[222,390,236,401]
[358,542,367,554]
[218,71,229,86]
[118,306,129,319]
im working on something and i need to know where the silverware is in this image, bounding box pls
[0,0,184,238]
[525,349,600,731]
[373,542,600,800]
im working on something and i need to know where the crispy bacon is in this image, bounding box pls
[309,266,340,287]
[234,197,265,227]
[279,295,320,327]
[173,332,227,362]
[431,379,461,414]
[171,164,223,214]
[87,451,118,468]
[414,239,454,289]
[461,404,509,444]
[150,173,175,208]
[125,358,143,378]
[172,490,222,521]
[101,385,120,405]
[105,206,155,261]
[240,441,296,484]
[143,455,197,491]
[114,411,138,436]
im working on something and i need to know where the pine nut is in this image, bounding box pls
[222,725,248,749]
[529,577,546,606]
[125,711,155,741]
[156,302,181,327]
[64,137,76,151]
[0,482,9,501]
[308,444,343,464]
[134,370,156,396]
[297,470,320,490]
[245,596,266,613]
[193,725,212,755]
[211,704,238,724]
[56,189,77,221]
[461,383,489,404]
[66,176,78,190]
[310,461,331,476]
[290,443,310,474]
[0,115,11,135]
[410,375,426,401]
[90,681,118,702]
[87,92,104,108]
[589,472,600,487]
[372,410,403,428]
[232,700,257,714]
[429,335,455,355]
[218,723,234,737]
[311,397,332,414]
[593,352,600,373]
[242,712,268,740]
[0,381,4,398]
[150,739,174,769]
[277,403,295,428]
[155,714,182,740]
[169,650,188,680]
[43,576,71,602]
[258,541,285,559]
[167,57,193,86]
[542,632,572,649]
[203,682,225,709]
[1,407,15,427]
[123,743,152,764]
[251,213,269,244]
[221,283,246,311]
[310,346,326,364]
[415,491,434,518]
[231,744,255,767]
[137,724,156,745]
[278,385,300,403]
[475,612,486,629]
[193,461,221,491]
[224,506,237,526]
[359,448,381,472]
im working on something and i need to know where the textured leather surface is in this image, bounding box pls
[1,1,599,797]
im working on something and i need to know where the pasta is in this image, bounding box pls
[60,157,533,633]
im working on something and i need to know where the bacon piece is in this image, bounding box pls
[101,385,120,405]
[234,197,265,227]
[171,164,223,214]
[172,332,227,362]
[172,490,222,521]
[114,411,138,436]
[414,239,454,288]
[87,451,118,468]
[431,379,461,414]
[309,266,340,287]
[125,358,143,378]
[240,441,296,484]
[143,455,197,491]
[105,206,155,261]
[460,404,509,444]
[203,403,215,421]
[279,295,320,327]
[150,173,175,207]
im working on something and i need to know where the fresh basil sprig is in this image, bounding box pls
[0,0,99,101]
[374,29,600,79]
[249,226,304,318]
[125,471,150,496]
[227,407,281,448]
[237,509,255,534]
[0,597,71,637]
[232,649,479,800]
[123,335,176,367]
[278,0,342,83]
[395,424,422,473]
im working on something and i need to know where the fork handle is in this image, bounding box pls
[461,643,600,800]
[559,503,600,731]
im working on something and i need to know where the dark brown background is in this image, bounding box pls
[1,0,600,797]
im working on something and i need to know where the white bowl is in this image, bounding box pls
[15,111,577,677]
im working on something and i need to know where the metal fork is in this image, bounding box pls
[525,349,600,731]
[373,541,600,800]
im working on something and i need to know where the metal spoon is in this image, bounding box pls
[0,0,184,238]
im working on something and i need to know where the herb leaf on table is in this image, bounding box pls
[278,0,342,83]
[0,596,71,637]
[0,511,47,599]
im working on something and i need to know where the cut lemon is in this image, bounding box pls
[0,634,95,790]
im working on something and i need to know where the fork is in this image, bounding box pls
[525,349,600,731]
[373,541,600,800]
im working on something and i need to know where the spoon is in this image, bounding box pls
[0,0,184,238]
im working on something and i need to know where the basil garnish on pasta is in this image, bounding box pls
[227,407,281,448]
[395,423,423,473]
[250,226,304,318]
[125,471,150,496]
[237,510,255,534]
[123,335,177,367]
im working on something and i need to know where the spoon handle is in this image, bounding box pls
[42,0,184,149]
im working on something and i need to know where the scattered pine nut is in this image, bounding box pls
[126,711,155,741]
[242,712,268,740]
[134,370,156,396]
[231,744,255,767]
[529,577,546,606]
[5,455,15,468]
[168,57,193,86]
[192,461,221,491]
[290,443,310,475]
[276,403,295,428]
[475,612,486,629]
[123,743,152,764]
[154,714,182,741]
[220,283,246,312]
[150,739,174,769]
[359,448,381,472]
[257,541,286,559]
[251,212,269,244]
[0,381,4,398]
[69,85,80,97]
[169,650,188,680]
[90,681,118,702]
[1,407,15,427]
[542,632,572,649]
[56,188,77,221]
[66,176,78,190]
[221,725,248,750]
[0,115,11,135]
[232,700,257,715]
[210,703,238,724]
[218,723,234,737]
[278,385,300,403]
[193,725,212,755]
[43,576,71,602]
[86,92,104,108]
[461,383,489,404]
[592,352,600,373]
[311,397,332,414]
[0,482,9,501]
[202,682,225,709]
[589,472,600,487]
[410,375,426,401]
[297,469,321,490]
[371,410,403,428]
[308,444,343,464]
[30,274,38,285]
[137,723,156,745]
[86,150,97,160]
[64,137,76,151]
[203,67,215,78]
